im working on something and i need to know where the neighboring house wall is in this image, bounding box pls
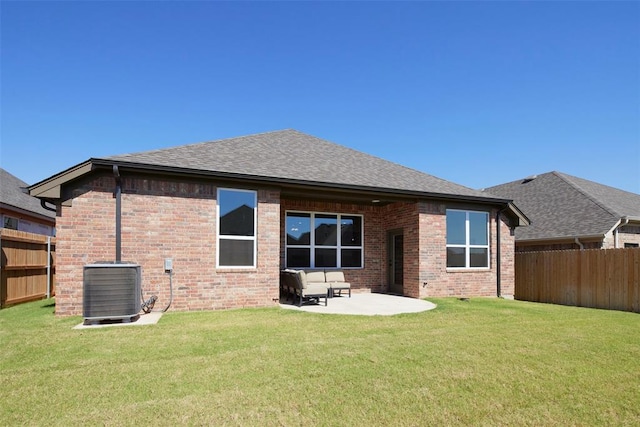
[516,241,601,252]
[1,168,56,236]
[514,226,640,252]
[618,225,640,247]
[516,243,570,253]
[602,231,615,249]
[1,208,55,236]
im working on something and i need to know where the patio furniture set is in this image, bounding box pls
[280,270,352,307]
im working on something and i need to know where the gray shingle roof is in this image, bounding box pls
[1,168,56,219]
[106,129,497,200]
[484,171,640,241]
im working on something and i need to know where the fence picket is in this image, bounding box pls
[1,229,55,308]
[516,248,640,313]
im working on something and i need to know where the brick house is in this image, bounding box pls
[1,168,55,236]
[485,171,640,252]
[28,130,528,316]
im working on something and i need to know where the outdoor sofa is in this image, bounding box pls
[280,269,352,306]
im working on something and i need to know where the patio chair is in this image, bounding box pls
[292,270,328,307]
[325,271,351,297]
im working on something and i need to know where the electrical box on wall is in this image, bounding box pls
[164,258,173,272]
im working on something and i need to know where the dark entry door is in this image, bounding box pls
[388,231,404,295]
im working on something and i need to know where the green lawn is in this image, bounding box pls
[1,297,639,426]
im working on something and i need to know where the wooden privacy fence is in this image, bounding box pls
[1,228,55,308]
[515,248,640,313]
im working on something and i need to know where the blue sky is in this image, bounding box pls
[2,1,639,194]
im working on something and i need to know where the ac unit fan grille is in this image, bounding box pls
[83,264,141,321]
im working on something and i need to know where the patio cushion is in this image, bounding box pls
[325,271,346,283]
[303,283,329,296]
[298,270,307,289]
[305,270,326,285]
[325,270,351,297]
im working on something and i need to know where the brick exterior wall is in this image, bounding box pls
[54,173,516,316]
[280,199,386,294]
[281,199,514,300]
[616,225,640,248]
[383,202,419,296]
[54,173,280,316]
[414,202,515,298]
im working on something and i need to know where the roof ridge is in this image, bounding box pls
[552,171,620,218]
[107,129,298,159]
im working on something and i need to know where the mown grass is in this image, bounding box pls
[1,297,639,426]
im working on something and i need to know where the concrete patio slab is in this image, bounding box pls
[279,293,436,316]
[73,311,163,329]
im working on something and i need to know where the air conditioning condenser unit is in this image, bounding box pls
[83,263,141,324]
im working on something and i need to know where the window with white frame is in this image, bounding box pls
[446,209,489,268]
[217,188,257,268]
[286,211,363,269]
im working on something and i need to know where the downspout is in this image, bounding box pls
[113,165,122,263]
[46,236,51,298]
[574,237,584,250]
[40,198,55,295]
[496,209,503,298]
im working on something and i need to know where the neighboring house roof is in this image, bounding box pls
[1,168,55,221]
[484,171,640,242]
[28,129,528,225]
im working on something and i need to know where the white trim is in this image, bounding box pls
[216,188,257,268]
[285,210,364,269]
[446,209,490,269]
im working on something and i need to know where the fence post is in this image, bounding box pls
[46,236,51,299]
